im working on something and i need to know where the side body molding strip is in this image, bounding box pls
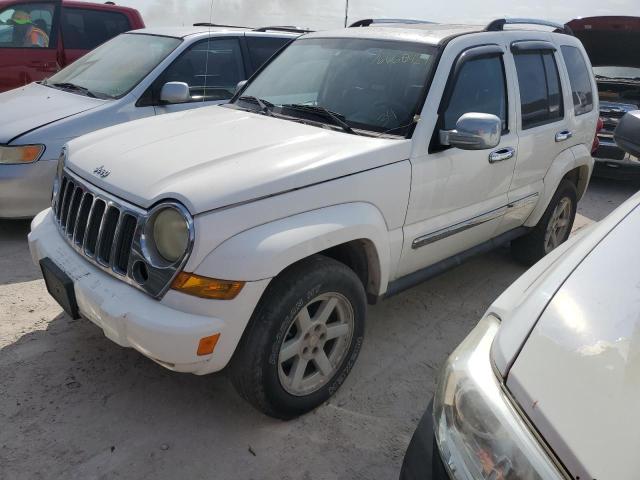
[411,193,539,249]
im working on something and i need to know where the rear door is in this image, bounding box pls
[503,41,573,229]
[60,5,132,65]
[0,0,61,92]
[151,36,246,115]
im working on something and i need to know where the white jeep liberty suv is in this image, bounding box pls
[29,18,599,419]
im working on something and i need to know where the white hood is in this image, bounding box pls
[506,200,640,480]
[0,83,105,144]
[67,105,409,214]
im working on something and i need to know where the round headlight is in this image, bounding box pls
[152,207,190,263]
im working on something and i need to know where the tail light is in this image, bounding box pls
[592,117,604,154]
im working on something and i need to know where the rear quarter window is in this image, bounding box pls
[560,45,594,116]
[62,8,131,50]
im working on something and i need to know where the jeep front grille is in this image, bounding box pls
[54,174,137,275]
[52,170,192,299]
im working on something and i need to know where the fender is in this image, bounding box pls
[525,144,593,227]
[195,202,391,295]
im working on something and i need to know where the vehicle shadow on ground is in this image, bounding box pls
[0,219,40,286]
[0,246,526,480]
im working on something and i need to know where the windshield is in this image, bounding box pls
[45,33,181,99]
[234,37,438,136]
[594,66,640,81]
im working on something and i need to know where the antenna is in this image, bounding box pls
[344,0,349,28]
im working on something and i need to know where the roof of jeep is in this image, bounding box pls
[130,26,299,39]
[305,24,484,45]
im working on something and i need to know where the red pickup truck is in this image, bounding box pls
[0,0,144,92]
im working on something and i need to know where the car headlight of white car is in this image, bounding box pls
[433,315,566,480]
[146,204,193,264]
[0,144,45,164]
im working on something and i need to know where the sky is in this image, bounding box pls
[101,0,638,30]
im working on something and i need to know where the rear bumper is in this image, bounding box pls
[0,160,57,218]
[28,208,270,375]
[400,399,450,480]
[593,138,640,180]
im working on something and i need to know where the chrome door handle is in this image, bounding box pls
[555,130,573,142]
[489,147,516,163]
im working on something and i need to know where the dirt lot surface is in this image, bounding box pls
[1,178,638,480]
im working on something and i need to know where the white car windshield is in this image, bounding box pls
[235,37,438,136]
[44,33,181,99]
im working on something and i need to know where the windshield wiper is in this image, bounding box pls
[51,82,98,98]
[281,104,358,135]
[238,96,274,116]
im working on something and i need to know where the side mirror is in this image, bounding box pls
[235,80,248,93]
[614,110,640,158]
[160,82,190,104]
[439,113,502,150]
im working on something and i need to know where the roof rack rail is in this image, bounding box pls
[193,22,246,28]
[349,18,436,28]
[253,26,312,33]
[486,18,574,35]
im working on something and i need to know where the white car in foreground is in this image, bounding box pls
[401,190,640,478]
[29,18,599,418]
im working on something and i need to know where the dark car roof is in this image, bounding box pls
[567,16,640,68]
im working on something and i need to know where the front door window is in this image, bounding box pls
[0,3,55,48]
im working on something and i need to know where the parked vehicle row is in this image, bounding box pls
[0,0,144,92]
[0,24,299,218]
[27,18,600,420]
[401,110,640,480]
[568,16,640,180]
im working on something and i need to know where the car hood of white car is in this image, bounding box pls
[0,83,105,144]
[66,105,409,214]
[506,199,640,480]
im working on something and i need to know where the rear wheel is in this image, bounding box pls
[511,179,577,265]
[229,255,366,419]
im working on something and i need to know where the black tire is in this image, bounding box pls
[511,179,578,265]
[229,255,366,419]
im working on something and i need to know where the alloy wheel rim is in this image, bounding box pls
[278,292,354,396]
[544,197,572,253]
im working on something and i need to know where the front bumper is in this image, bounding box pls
[0,159,57,218]
[28,209,270,375]
[400,399,450,480]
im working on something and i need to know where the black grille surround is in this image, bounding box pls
[52,169,194,299]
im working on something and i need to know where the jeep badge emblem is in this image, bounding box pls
[93,165,111,179]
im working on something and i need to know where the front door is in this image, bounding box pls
[151,37,246,115]
[398,46,519,278]
[0,1,61,92]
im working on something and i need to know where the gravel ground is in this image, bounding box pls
[0,177,637,480]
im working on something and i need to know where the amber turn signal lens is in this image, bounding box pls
[197,334,220,356]
[171,272,245,300]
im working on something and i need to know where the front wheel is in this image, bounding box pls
[229,255,366,419]
[511,179,578,265]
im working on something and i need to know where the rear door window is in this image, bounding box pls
[246,36,291,71]
[560,45,594,116]
[62,7,131,50]
[443,55,508,132]
[514,51,564,129]
[159,38,245,102]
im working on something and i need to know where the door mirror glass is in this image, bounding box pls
[440,113,502,150]
[160,81,190,104]
[235,79,247,93]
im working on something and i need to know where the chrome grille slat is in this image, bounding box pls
[65,187,83,236]
[73,192,93,246]
[51,169,193,299]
